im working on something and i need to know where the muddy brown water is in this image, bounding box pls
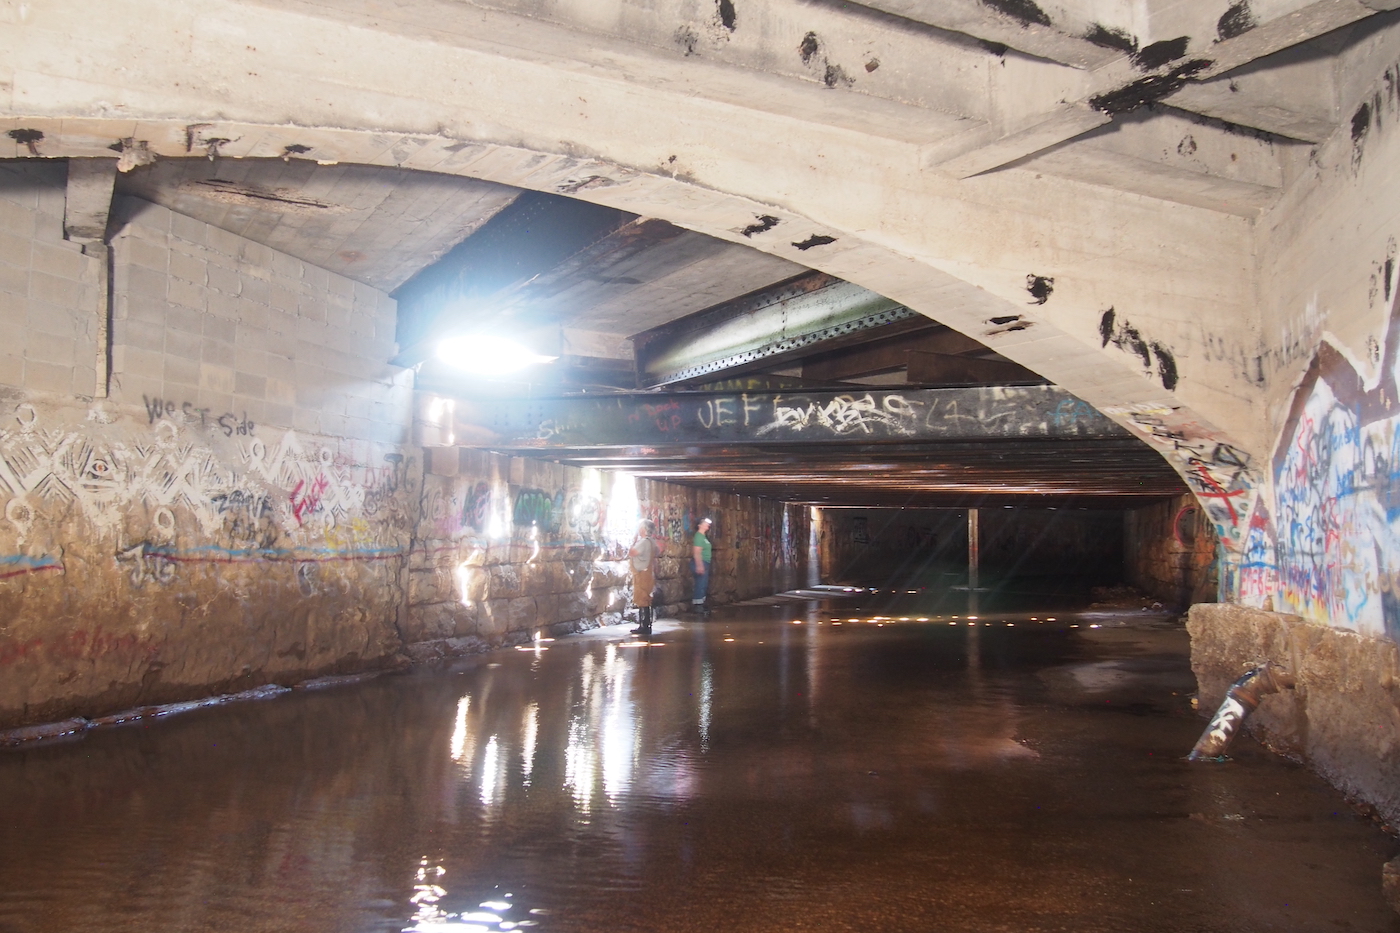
[1,602,1396,933]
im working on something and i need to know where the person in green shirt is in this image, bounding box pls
[691,517,712,615]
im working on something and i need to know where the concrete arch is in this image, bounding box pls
[0,0,1264,559]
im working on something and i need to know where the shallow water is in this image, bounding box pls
[1,602,1396,933]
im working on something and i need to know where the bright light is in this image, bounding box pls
[454,561,474,606]
[436,334,558,375]
[450,695,471,763]
[604,473,639,545]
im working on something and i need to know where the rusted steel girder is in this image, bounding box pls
[632,272,922,387]
[419,385,1127,448]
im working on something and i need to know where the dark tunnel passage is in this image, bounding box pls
[818,501,1217,614]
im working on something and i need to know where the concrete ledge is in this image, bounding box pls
[403,615,612,663]
[1188,604,1400,826]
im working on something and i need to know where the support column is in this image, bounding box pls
[808,506,822,588]
[967,507,980,592]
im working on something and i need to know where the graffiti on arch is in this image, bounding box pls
[1102,402,1258,551]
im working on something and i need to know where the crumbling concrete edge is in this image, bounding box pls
[0,671,397,749]
[1187,603,1400,829]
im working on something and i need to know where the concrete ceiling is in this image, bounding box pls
[49,0,1397,510]
[116,159,522,292]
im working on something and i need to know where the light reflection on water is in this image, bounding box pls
[0,605,1395,933]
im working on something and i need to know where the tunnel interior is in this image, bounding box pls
[821,507,1131,606]
[4,0,1400,923]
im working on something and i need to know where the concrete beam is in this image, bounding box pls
[842,0,1123,69]
[431,385,1128,449]
[929,103,1111,179]
[934,1,1388,175]
[0,0,1282,549]
[1193,0,1380,81]
[63,158,116,244]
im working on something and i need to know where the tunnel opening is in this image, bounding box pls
[817,497,1216,614]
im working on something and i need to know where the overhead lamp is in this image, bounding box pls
[436,334,558,375]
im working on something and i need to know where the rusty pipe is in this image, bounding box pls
[1188,662,1296,761]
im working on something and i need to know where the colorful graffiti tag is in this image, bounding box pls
[0,403,410,587]
[1103,403,1258,551]
[1270,312,1400,640]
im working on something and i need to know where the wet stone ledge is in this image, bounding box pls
[1188,603,1400,827]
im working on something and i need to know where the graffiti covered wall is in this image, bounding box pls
[1253,311,1400,642]
[0,172,418,728]
[1245,49,1400,643]
[0,391,418,726]
[405,449,805,656]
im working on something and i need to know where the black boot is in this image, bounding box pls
[630,608,645,636]
[642,606,654,637]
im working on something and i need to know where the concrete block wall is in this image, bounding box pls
[109,197,407,445]
[0,161,102,396]
[0,173,418,730]
[406,448,804,658]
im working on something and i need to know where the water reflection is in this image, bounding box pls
[450,696,472,764]
[698,659,714,752]
[520,703,538,786]
[0,606,1395,933]
[480,735,502,808]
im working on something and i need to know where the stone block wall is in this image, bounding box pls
[1125,494,1218,609]
[406,449,806,658]
[978,508,1122,578]
[821,508,968,584]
